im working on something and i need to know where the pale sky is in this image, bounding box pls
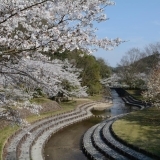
[93,0,160,67]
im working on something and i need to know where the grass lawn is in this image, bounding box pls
[0,96,99,160]
[112,107,160,156]
[89,93,104,101]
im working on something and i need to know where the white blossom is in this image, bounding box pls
[0,0,122,58]
[0,0,122,125]
[142,64,160,107]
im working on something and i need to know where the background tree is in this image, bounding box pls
[96,58,111,78]
[79,55,101,95]
[142,64,160,107]
[116,44,160,88]
[117,48,143,88]
[49,49,111,95]
[144,42,160,56]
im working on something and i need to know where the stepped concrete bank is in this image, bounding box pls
[4,101,104,160]
[4,88,157,160]
[82,89,156,160]
[82,114,154,160]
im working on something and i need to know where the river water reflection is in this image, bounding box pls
[92,89,135,117]
[44,89,135,160]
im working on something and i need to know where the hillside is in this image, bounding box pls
[113,53,160,74]
[134,53,160,73]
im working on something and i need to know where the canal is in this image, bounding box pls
[44,89,135,160]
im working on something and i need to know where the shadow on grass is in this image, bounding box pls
[122,107,160,127]
[114,107,160,156]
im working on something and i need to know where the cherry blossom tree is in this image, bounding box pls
[0,0,123,60]
[101,73,122,87]
[0,0,123,125]
[142,64,160,107]
[2,56,88,92]
[0,54,88,125]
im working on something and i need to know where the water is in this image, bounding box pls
[44,117,102,160]
[92,89,135,117]
[44,89,135,160]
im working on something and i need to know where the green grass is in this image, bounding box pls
[112,107,160,156]
[30,97,51,104]
[27,99,87,123]
[88,94,103,101]
[0,97,95,160]
[0,126,19,160]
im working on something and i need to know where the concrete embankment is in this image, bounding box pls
[92,102,113,111]
[4,101,100,160]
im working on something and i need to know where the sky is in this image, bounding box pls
[93,0,160,67]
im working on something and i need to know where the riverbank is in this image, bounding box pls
[92,102,113,111]
[44,89,134,160]
[0,94,107,160]
[0,98,90,160]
